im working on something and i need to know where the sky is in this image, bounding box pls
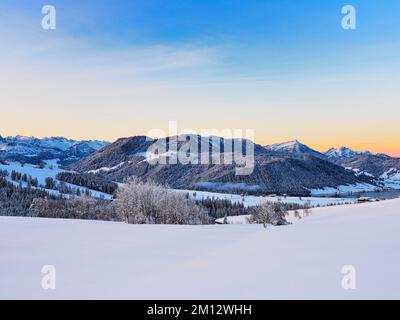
[0,0,400,156]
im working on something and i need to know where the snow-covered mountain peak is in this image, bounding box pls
[0,135,110,164]
[15,135,33,140]
[264,139,326,159]
[324,147,377,160]
[265,139,303,152]
[325,146,358,159]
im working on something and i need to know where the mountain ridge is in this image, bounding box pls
[2,134,398,195]
[0,135,109,164]
[264,139,327,159]
[69,135,377,196]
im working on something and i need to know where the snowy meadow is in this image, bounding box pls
[1,198,400,299]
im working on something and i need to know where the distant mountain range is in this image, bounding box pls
[265,139,391,160]
[325,146,363,159]
[0,135,109,164]
[2,134,399,195]
[69,136,381,196]
[324,146,391,160]
[263,140,400,190]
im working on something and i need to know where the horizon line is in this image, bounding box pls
[1,132,399,158]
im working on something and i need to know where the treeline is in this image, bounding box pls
[7,169,95,198]
[0,172,60,216]
[0,172,115,220]
[194,196,306,220]
[43,176,94,197]
[10,170,39,187]
[56,172,118,195]
[1,172,290,226]
[194,197,257,219]
[30,197,116,221]
[0,174,211,224]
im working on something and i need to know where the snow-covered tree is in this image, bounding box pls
[248,203,288,227]
[115,177,210,225]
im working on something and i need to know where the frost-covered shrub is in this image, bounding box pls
[115,177,211,225]
[248,203,288,227]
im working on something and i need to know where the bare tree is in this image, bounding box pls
[30,197,50,218]
[303,203,312,217]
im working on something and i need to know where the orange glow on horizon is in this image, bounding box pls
[1,127,399,158]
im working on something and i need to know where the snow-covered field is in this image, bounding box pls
[178,189,357,207]
[1,198,400,299]
[0,160,112,200]
[215,208,324,224]
[380,168,400,189]
[309,182,380,196]
[0,160,63,186]
[345,167,400,191]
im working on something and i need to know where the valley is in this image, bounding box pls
[1,135,400,202]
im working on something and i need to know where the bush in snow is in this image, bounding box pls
[248,203,288,228]
[303,203,312,217]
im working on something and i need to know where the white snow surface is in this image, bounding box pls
[1,198,400,299]
[87,162,125,174]
[309,182,380,196]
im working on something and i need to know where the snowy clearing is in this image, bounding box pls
[216,208,323,225]
[0,160,112,200]
[309,182,380,196]
[177,189,357,207]
[380,168,400,189]
[0,160,64,186]
[1,198,400,299]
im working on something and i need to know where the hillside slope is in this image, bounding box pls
[333,154,400,189]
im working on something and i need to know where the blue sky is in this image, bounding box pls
[1,0,400,154]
